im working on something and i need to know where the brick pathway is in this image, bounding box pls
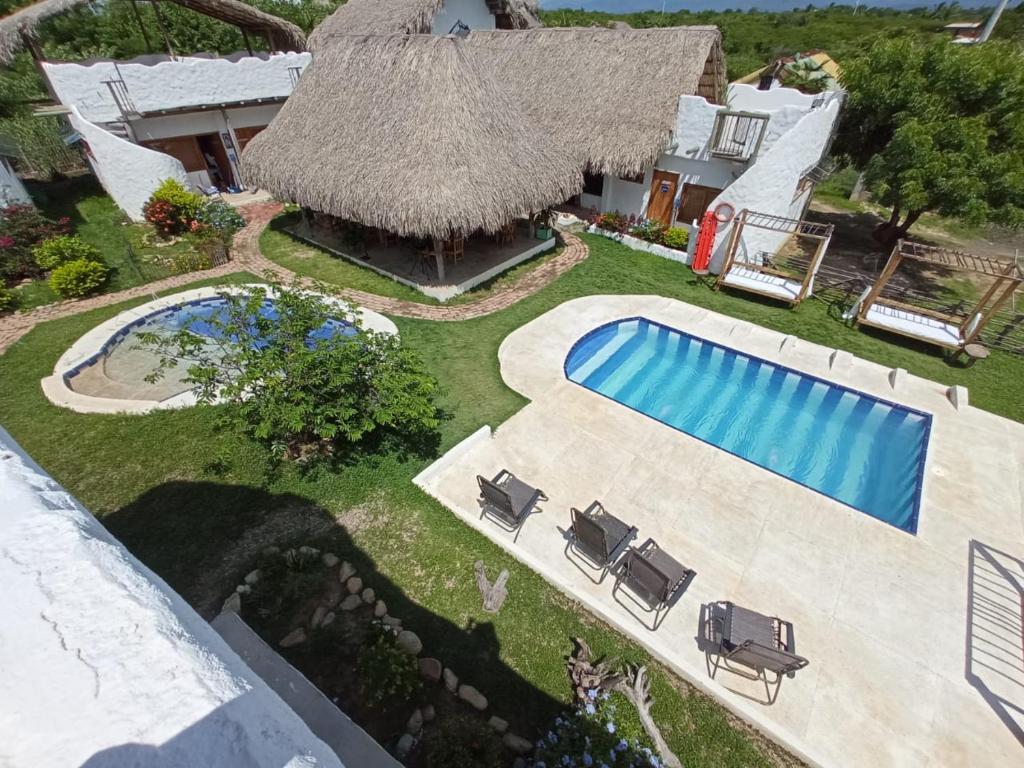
[0,202,590,353]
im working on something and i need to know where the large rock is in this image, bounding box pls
[502,733,534,755]
[298,545,320,557]
[310,605,327,628]
[279,628,307,648]
[345,576,363,595]
[396,630,422,656]
[340,594,363,611]
[418,657,442,683]
[395,733,415,760]
[361,587,375,604]
[406,708,423,734]
[421,704,435,723]
[221,591,241,614]
[488,716,508,733]
[322,552,340,568]
[374,599,387,618]
[458,684,488,711]
[338,561,356,582]
[243,569,261,585]
[443,667,458,693]
[382,615,402,629]
[320,611,336,628]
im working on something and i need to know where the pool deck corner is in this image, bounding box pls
[416,295,1024,768]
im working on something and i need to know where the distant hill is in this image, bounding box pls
[539,1,1008,10]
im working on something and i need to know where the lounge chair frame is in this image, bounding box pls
[477,470,547,542]
[702,600,808,704]
[565,501,638,584]
[612,538,695,630]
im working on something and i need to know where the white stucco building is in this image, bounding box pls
[0,428,348,767]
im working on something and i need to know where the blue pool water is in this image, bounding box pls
[564,318,930,532]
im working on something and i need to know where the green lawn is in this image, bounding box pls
[261,210,566,307]
[3,234,1022,765]
[12,177,193,310]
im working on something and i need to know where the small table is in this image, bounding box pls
[961,343,989,367]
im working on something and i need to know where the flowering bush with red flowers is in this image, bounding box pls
[0,203,72,284]
[143,198,182,237]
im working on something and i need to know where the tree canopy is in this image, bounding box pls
[835,36,1024,238]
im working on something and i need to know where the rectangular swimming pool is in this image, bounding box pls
[565,318,930,532]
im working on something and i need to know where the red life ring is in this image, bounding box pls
[713,203,735,224]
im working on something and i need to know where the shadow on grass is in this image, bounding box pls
[105,480,563,757]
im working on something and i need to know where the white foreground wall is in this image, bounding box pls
[69,106,187,221]
[44,52,310,125]
[0,156,31,205]
[0,427,344,768]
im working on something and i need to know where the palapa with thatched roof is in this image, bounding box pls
[308,0,538,48]
[242,34,582,240]
[465,26,725,178]
[0,0,306,64]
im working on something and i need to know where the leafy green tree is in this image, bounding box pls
[835,36,1024,245]
[138,283,442,459]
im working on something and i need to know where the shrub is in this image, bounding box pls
[196,199,245,234]
[171,249,214,274]
[48,257,110,298]
[0,203,71,283]
[0,286,16,314]
[662,227,689,250]
[535,689,662,768]
[596,210,629,234]
[356,629,422,709]
[144,179,204,236]
[628,218,666,245]
[186,222,229,264]
[33,235,101,271]
[420,713,503,768]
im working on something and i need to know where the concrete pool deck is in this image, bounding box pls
[415,295,1024,767]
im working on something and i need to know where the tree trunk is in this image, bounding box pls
[872,206,923,252]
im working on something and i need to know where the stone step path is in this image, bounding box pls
[0,201,590,354]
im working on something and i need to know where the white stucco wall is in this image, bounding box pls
[432,0,497,33]
[132,104,282,142]
[43,52,310,125]
[69,107,187,221]
[706,99,842,272]
[0,157,31,206]
[0,427,344,768]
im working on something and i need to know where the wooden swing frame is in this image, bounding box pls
[713,210,834,306]
[854,240,1023,351]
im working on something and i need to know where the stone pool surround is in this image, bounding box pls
[41,284,399,415]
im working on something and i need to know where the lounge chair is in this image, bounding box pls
[701,600,808,704]
[565,501,637,583]
[477,470,547,540]
[612,538,695,630]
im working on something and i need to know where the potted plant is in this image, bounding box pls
[533,209,554,240]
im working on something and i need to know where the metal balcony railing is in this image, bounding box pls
[709,110,769,162]
[102,79,138,120]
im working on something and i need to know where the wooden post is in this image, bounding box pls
[797,229,832,304]
[20,32,59,101]
[713,210,745,290]
[433,237,446,282]
[241,28,254,57]
[129,0,154,54]
[857,241,904,323]
[963,277,1020,344]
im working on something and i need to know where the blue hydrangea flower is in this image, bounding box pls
[561,756,571,766]
[616,739,629,752]
[606,721,616,733]
[587,688,599,700]
[585,703,596,715]
[583,753,593,767]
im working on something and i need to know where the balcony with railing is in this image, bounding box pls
[709,110,770,162]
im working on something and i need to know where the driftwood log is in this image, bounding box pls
[474,560,509,613]
[567,638,682,768]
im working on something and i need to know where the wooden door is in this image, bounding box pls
[140,136,205,173]
[645,169,679,226]
[234,125,266,152]
[677,183,723,225]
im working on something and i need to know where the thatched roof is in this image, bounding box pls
[0,0,306,64]
[309,0,538,49]
[465,26,725,177]
[242,34,581,239]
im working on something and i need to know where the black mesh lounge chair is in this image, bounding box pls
[702,600,808,704]
[612,538,695,630]
[566,501,638,583]
[477,470,547,541]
